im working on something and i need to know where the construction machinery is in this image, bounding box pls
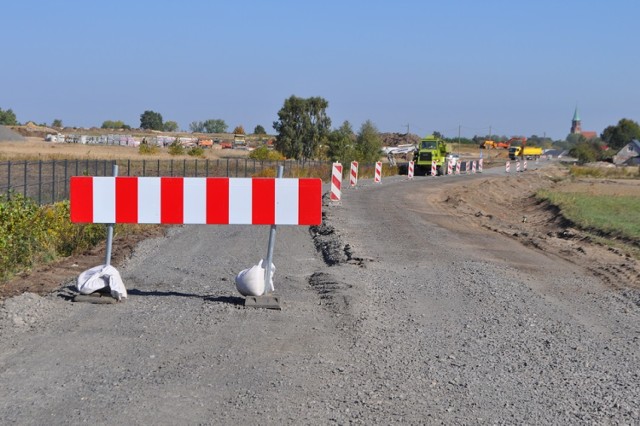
[481,137,523,149]
[508,145,543,160]
[414,134,452,175]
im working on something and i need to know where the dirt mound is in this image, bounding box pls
[0,126,26,142]
[380,132,420,147]
[431,166,640,289]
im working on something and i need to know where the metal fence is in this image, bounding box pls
[0,158,330,205]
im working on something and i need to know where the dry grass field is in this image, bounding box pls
[0,137,252,162]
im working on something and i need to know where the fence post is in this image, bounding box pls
[38,160,42,205]
[7,161,11,199]
[143,159,146,177]
[226,158,229,177]
[64,159,68,200]
[24,161,28,197]
[157,159,160,177]
[195,159,198,177]
[52,160,56,203]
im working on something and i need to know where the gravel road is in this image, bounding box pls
[1,169,639,425]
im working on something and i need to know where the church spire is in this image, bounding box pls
[570,106,582,134]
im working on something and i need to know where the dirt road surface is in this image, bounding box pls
[1,163,639,424]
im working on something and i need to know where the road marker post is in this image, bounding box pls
[408,161,414,179]
[331,163,342,201]
[350,161,358,187]
[506,161,511,173]
[478,158,483,173]
[431,161,437,177]
[375,161,382,183]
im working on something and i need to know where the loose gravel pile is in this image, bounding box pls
[0,125,26,142]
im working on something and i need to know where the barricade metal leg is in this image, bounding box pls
[245,165,283,310]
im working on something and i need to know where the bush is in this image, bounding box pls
[138,141,159,155]
[249,146,285,161]
[187,146,205,157]
[0,195,105,281]
[168,141,185,156]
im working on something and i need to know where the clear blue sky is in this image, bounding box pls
[2,0,639,140]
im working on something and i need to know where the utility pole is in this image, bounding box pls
[405,123,410,144]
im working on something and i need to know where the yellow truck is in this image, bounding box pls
[508,146,543,160]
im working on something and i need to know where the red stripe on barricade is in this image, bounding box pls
[299,178,322,225]
[206,178,229,224]
[252,178,275,225]
[70,176,93,223]
[161,177,184,224]
[116,177,138,223]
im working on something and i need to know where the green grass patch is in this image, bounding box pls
[537,189,640,241]
[569,165,640,179]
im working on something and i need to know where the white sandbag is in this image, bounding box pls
[235,259,276,296]
[77,265,128,301]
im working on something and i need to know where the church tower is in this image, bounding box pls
[570,107,582,134]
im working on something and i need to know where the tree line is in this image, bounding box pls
[3,103,639,164]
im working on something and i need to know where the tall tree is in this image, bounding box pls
[327,121,356,163]
[356,120,382,163]
[163,121,179,132]
[140,110,163,130]
[233,125,245,135]
[0,108,18,125]
[273,95,331,161]
[253,124,266,135]
[203,119,227,133]
[52,119,63,128]
[601,118,640,150]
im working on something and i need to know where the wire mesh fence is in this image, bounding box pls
[0,158,329,205]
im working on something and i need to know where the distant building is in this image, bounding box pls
[570,107,597,139]
[613,140,640,166]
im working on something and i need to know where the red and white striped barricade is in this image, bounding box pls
[455,162,461,175]
[374,161,382,183]
[431,160,437,177]
[506,161,511,173]
[70,176,322,225]
[408,161,414,179]
[331,163,342,200]
[350,161,358,187]
[478,158,483,173]
[467,161,472,174]
[516,160,521,173]
[523,159,528,171]
[471,161,477,174]
[447,161,453,175]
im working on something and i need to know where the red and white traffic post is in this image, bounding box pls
[331,162,342,201]
[408,161,414,179]
[375,161,382,183]
[350,161,358,187]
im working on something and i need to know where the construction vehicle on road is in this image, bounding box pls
[509,145,543,160]
[414,134,452,175]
